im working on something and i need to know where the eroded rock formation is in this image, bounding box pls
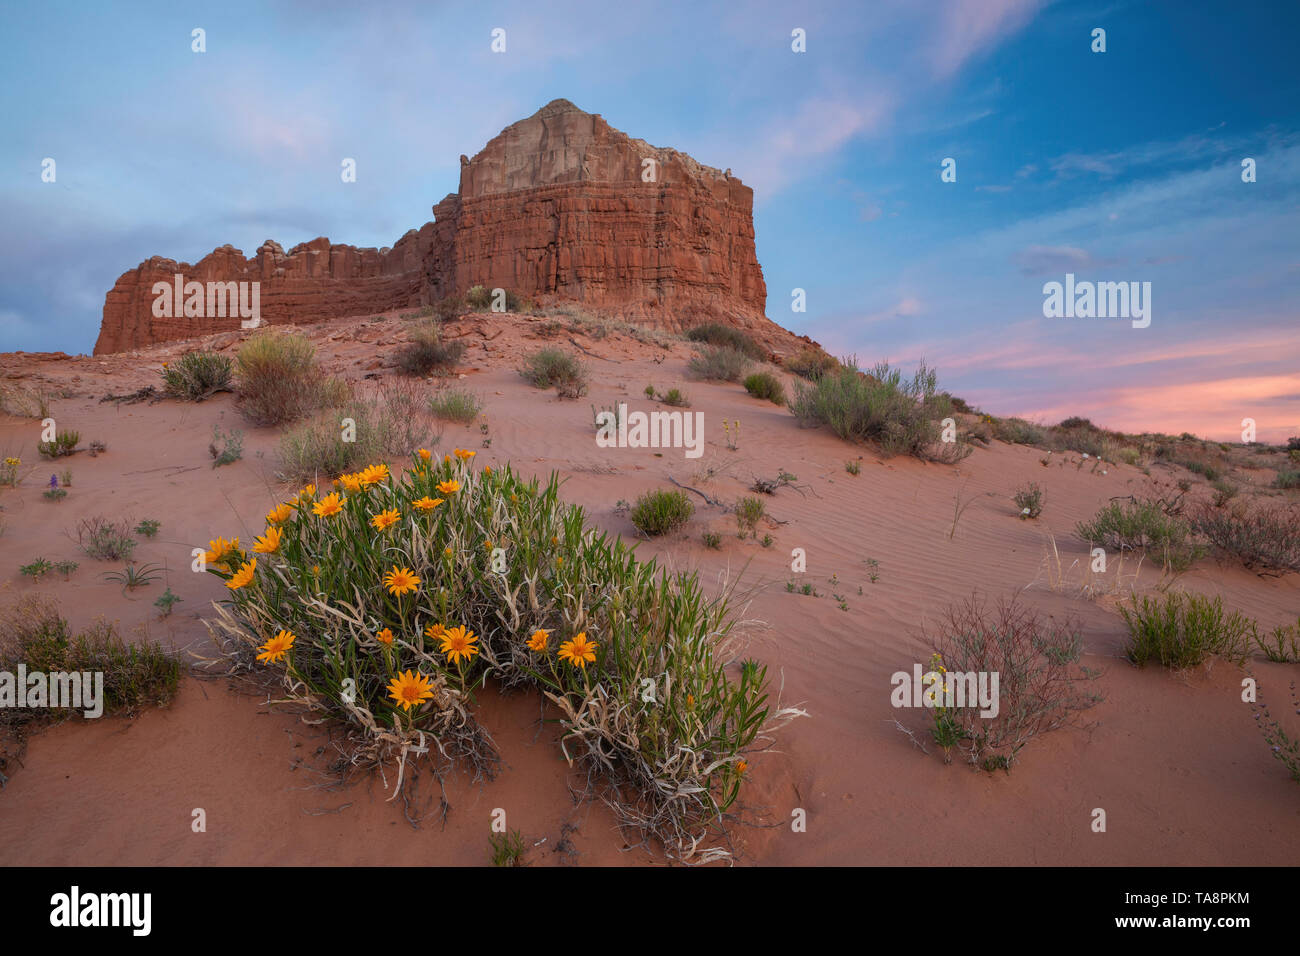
[94,99,775,354]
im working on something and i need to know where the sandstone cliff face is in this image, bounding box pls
[94,231,432,355]
[94,99,772,354]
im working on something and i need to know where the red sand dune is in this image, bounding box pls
[1,312,1297,865]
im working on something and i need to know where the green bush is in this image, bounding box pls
[1014,483,1044,519]
[76,516,137,561]
[1076,498,1202,571]
[784,347,837,381]
[743,371,786,405]
[1190,501,1300,574]
[734,496,766,538]
[521,348,588,397]
[235,331,348,427]
[0,596,181,727]
[685,323,765,361]
[659,387,690,407]
[429,389,482,424]
[395,321,465,377]
[992,417,1047,446]
[630,489,694,536]
[687,345,752,383]
[37,431,79,458]
[161,351,233,400]
[1274,469,1300,490]
[205,457,793,860]
[278,382,438,484]
[788,359,960,461]
[1119,592,1252,668]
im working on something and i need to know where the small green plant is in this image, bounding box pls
[1119,592,1253,668]
[154,588,182,617]
[685,323,766,360]
[428,388,482,424]
[688,345,752,383]
[784,347,837,381]
[734,496,766,538]
[37,431,80,458]
[743,371,786,405]
[723,419,740,451]
[210,427,244,468]
[43,487,67,501]
[761,534,773,548]
[1274,469,1300,490]
[1077,498,1202,573]
[1211,479,1239,507]
[488,828,527,867]
[59,469,72,487]
[1255,617,1300,663]
[20,558,53,580]
[1259,717,1300,783]
[77,516,137,561]
[161,351,234,400]
[395,320,465,376]
[1014,483,1044,519]
[629,489,694,537]
[644,384,656,398]
[865,558,880,583]
[659,387,690,407]
[135,518,162,538]
[521,349,587,398]
[845,460,861,476]
[53,560,78,579]
[702,531,722,550]
[102,563,164,594]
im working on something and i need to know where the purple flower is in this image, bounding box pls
[50,474,58,488]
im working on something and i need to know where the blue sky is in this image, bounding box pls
[2,0,1297,440]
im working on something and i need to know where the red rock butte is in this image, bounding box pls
[93,99,784,355]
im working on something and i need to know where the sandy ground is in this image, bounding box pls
[1,312,1297,865]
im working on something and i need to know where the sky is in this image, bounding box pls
[1,0,1297,442]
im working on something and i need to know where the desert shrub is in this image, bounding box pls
[464,285,492,310]
[395,320,465,376]
[788,359,961,461]
[1117,446,1141,466]
[0,385,54,419]
[161,351,233,400]
[204,455,795,861]
[235,330,348,427]
[0,595,181,741]
[209,427,243,467]
[521,348,587,397]
[743,371,786,405]
[1274,469,1300,490]
[918,594,1102,770]
[429,389,482,424]
[432,295,465,322]
[1119,592,1252,668]
[278,382,439,484]
[701,531,722,549]
[734,496,765,538]
[1211,479,1238,507]
[685,323,765,361]
[1076,498,1202,572]
[1014,483,1044,519]
[659,387,690,407]
[687,345,752,383]
[76,516,137,561]
[992,417,1047,446]
[630,489,694,537]
[1189,500,1300,574]
[845,460,860,476]
[784,347,837,381]
[37,431,79,458]
[1255,617,1300,663]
